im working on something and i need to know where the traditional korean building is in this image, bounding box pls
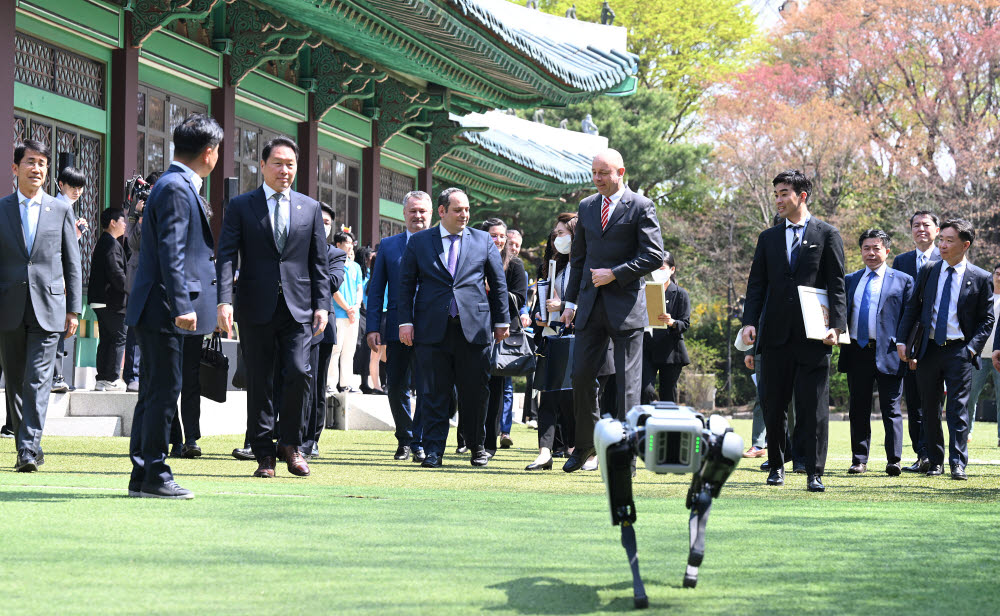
[3,0,634,282]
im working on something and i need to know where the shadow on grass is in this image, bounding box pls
[0,489,121,502]
[486,576,673,614]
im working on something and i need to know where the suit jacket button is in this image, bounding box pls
[211,279,217,285]
[27,261,32,266]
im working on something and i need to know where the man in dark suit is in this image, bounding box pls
[896,219,993,480]
[125,114,221,498]
[300,202,346,458]
[889,210,941,472]
[398,187,508,468]
[741,170,846,492]
[838,229,913,476]
[217,136,330,479]
[0,140,82,472]
[89,207,129,391]
[559,149,664,472]
[367,190,432,462]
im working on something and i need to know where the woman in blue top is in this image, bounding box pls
[331,230,364,392]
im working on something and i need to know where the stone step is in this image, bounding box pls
[44,415,121,437]
[67,390,249,437]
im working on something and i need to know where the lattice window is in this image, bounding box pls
[317,149,360,231]
[379,167,415,205]
[15,33,105,109]
[136,85,206,183]
[13,115,26,143]
[379,217,404,240]
[233,119,280,197]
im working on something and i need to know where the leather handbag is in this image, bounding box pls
[200,332,230,403]
[490,329,536,377]
[534,331,575,391]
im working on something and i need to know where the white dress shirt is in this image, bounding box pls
[784,215,812,263]
[262,184,290,237]
[981,294,1000,357]
[915,246,936,271]
[600,185,627,221]
[171,160,203,193]
[930,258,967,342]
[850,262,887,343]
[17,189,42,252]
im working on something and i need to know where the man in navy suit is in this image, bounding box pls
[742,170,846,492]
[0,140,82,472]
[366,190,432,462]
[398,188,508,468]
[838,229,913,476]
[217,136,330,479]
[125,114,221,498]
[559,149,664,473]
[890,210,941,472]
[896,219,994,480]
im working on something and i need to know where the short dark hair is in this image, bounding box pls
[940,218,975,245]
[437,187,467,210]
[14,140,51,166]
[319,202,335,221]
[993,262,1000,273]
[772,169,812,202]
[858,228,891,250]
[333,230,355,245]
[173,113,223,158]
[57,166,86,188]
[145,170,164,185]
[909,210,939,227]
[261,136,299,163]
[480,217,506,232]
[100,207,125,229]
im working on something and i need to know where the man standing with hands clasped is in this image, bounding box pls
[216,136,330,479]
[741,170,846,492]
[897,219,993,480]
[560,149,664,473]
[0,140,82,472]
[397,188,508,468]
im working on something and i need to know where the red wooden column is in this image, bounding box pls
[296,107,318,199]
[209,55,236,241]
[417,143,433,196]
[361,118,381,247]
[0,0,15,176]
[108,13,140,209]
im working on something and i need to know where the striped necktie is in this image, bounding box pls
[788,224,803,268]
[601,196,611,230]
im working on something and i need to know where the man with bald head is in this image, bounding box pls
[560,149,664,472]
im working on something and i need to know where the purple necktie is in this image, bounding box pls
[447,234,460,317]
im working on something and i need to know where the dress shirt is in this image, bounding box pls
[784,215,812,262]
[55,192,72,205]
[565,188,627,313]
[981,293,1000,357]
[930,258,967,342]
[17,189,42,252]
[916,246,936,270]
[262,183,290,237]
[850,263,886,343]
[171,160,203,193]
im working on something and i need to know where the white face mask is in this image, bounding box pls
[324,224,332,238]
[553,235,572,254]
[650,268,671,284]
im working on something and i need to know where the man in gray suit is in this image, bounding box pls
[560,149,664,472]
[0,140,82,472]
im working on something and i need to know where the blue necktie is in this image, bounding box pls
[21,199,35,253]
[934,266,955,345]
[788,224,802,269]
[856,270,875,347]
[447,234,459,317]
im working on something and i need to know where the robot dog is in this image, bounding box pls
[595,402,743,608]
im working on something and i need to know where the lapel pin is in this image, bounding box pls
[45,206,51,211]
[296,205,301,210]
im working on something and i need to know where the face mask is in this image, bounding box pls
[324,224,332,238]
[651,268,671,284]
[553,235,572,254]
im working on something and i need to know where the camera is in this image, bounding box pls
[594,402,743,608]
[123,174,151,220]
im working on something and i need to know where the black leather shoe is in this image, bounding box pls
[766,468,784,486]
[231,447,255,461]
[950,464,967,480]
[15,451,39,473]
[140,480,194,499]
[886,463,902,476]
[411,447,426,463]
[471,449,490,467]
[127,482,142,498]
[563,450,594,473]
[926,464,944,476]
[422,453,442,468]
[525,457,553,471]
[455,445,469,454]
[181,443,202,458]
[847,463,867,474]
[792,462,807,474]
[807,474,825,492]
[904,458,929,473]
[760,460,770,471]
[394,445,411,460]
[169,444,183,458]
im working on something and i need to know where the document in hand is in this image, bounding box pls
[797,286,850,344]
[645,281,668,329]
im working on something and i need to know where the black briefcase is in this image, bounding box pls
[534,332,574,392]
[200,332,229,403]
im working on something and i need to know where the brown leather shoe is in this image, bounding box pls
[847,463,867,474]
[278,445,310,476]
[253,456,276,478]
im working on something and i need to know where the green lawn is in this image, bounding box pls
[1,420,999,615]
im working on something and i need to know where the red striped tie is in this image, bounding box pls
[601,196,611,230]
